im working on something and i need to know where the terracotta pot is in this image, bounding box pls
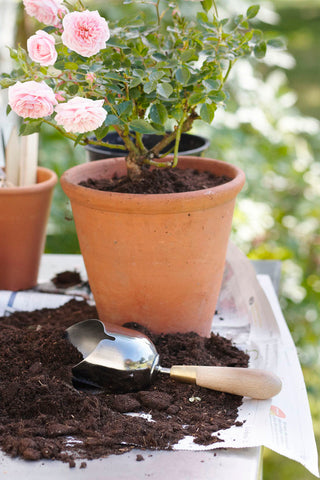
[61,157,245,336]
[0,167,57,291]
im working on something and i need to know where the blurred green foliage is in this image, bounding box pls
[36,1,319,477]
[40,124,83,253]
[261,3,320,121]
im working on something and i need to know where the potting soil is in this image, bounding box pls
[79,167,231,194]
[0,299,248,467]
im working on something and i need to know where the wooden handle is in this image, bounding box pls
[169,366,282,400]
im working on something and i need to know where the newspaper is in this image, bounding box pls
[0,243,318,477]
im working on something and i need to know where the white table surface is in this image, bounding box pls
[1,254,265,480]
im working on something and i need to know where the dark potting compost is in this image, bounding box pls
[79,167,232,194]
[51,270,82,288]
[0,299,248,467]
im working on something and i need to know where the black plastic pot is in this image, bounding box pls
[85,132,210,161]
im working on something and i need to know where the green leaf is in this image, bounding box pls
[67,84,79,95]
[201,0,212,13]
[74,134,84,147]
[171,107,184,122]
[0,78,15,89]
[181,49,196,63]
[130,77,141,88]
[240,19,249,29]
[54,61,65,70]
[107,84,123,95]
[104,114,121,127]
[254,41,267,59]
[64,62,78,71]
[9,47,18,61]
[144,81,157,94]
[103,72,125,82]
[202,79,220,92]
[229,14,244,29]
[116,100,133,117]
[208,90,226,102]
[149,71,165,82]
[267,38,286,49]
[200,103,216,123]
[6,105,12,115]
[43,26,56,34]
[94,125,110,141]
[188,92,204,106]
[152,52,167,62]
[133,69,145,78]
[175,67,191,85]
[129,119,161,134]
[149,103,168,125]
[19,121,42,136]
[246,5,260,19]
[252,29,263,42]
[129,87,141,100]
[197,12,208,23]
[157,83,173,98]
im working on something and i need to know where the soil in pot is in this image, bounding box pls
[0,299,248,466]
[80,166,232,194]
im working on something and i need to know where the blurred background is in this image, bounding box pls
[1,0,319,478]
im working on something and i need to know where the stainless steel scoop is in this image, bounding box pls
[66,319,282,399]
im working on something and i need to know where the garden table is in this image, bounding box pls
[0,254,282,480]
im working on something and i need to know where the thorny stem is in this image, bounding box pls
[104,96,120,118]
[147,110,199,161]
[172,112,186,168]
[212,0,219,17]
[103,96,142,158]
[83,137,126,151]
[147,158,173,168]
[43,119,84,143]
[114,125,141,158]
[135,132,148,155]
[154,0,161,25]
[43,119,127,151]
[223,60,234,84]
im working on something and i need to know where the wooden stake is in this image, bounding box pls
[5,126,20,186]
[19,133,39,186]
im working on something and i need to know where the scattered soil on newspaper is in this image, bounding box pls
[0,299,248,467]
[51,270,82,288]
[79,167,231,194]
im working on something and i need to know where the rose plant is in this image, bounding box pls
[1,0,267,178]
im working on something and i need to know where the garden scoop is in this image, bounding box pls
[66,319,282,399]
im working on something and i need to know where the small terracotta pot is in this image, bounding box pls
[0,167,57,291]
[61,157,245,336]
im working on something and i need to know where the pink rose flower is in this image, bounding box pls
[23,0,67,27]
[8,81,57,119]
[55,97,107,133]
[61,10,110,57]
[27,30,57,66]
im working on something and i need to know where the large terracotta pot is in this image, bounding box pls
[0,167,57,291]
[61,157,245,336]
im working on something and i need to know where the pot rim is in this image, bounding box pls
[0,166,58,196]
[60,156,245,214]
